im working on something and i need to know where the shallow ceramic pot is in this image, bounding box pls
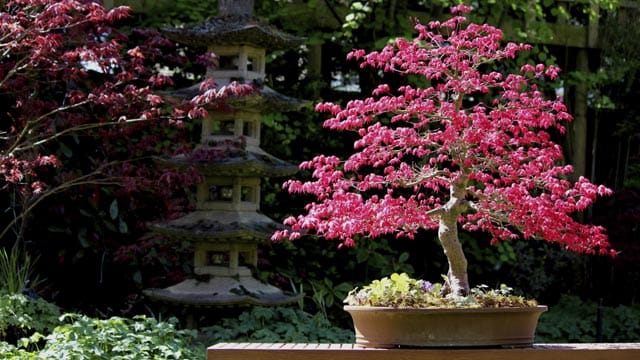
[344,305,548,348]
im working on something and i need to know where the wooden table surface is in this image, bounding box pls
[208,342,640,360]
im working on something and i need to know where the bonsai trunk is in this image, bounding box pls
[438,182,470,296]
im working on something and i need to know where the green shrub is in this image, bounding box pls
[0,341,34,359]
[31,314,202,359]
[201,306,354,344]
[0,293,60,342]
[536,295,640,342]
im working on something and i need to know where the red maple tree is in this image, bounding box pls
[273,5,614,295]
[0,0,251,244]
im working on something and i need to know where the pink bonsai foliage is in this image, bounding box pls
[0,0,253,242]
[273,5,614,295]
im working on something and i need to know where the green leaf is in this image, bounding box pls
[352,2,364,11]
[109,200,118,220]
[103,220,116,232]
[79,208,93,217]
[48,226,71,234]
[58,142,73,157]
[538,52,547,61]
[355,249,369,263]
[77,228,90,248]
[133,271,142,285]
[333,282,354,302]
[118,219,128,234]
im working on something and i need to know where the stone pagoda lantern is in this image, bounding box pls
[143,0,304,311]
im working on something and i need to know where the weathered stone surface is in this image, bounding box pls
[143,275,301,307]
[162,16,305,50]
[165,81,308,113]
[154,145,298,178]
[148,210,283,242]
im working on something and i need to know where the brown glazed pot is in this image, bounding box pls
[344,305,548,348]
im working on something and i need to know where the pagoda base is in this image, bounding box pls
[143,275,300,307]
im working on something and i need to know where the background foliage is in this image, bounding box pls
[0,0,638,352]
[537,295,640,343]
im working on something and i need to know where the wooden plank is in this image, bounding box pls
[208,343,640,360]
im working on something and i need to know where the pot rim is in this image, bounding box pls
[344,304,548,313]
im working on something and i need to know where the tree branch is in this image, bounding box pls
[397,168,447,187]
[11,115,152,155]
[0,165,124,242]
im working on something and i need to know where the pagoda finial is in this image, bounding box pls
[219,0,254,17]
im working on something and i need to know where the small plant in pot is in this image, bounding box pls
[344,273,538,309]
[272,5,614,347]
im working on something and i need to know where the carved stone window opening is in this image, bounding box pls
[212,119,235,136]
[209,185,234,202]
[218,55,240,71]
[207,251,230,266]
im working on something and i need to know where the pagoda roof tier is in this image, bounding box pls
[162,15,305,51]
[155,144,299,177]
[226,83,308,112]
[167,81,308,113]
[148,210,282,242]
[143,276,301,307]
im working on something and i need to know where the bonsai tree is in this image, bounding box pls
[273,5,614,297]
